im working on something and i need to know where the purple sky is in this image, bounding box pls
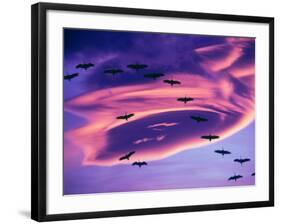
[63,29,255,195]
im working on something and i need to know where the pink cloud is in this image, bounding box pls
[65,72,254,166]
[147,122,178,129]
[134,138,153,145]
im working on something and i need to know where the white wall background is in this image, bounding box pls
[0,0,279,223]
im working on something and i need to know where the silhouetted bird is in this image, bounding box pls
[201,134,219,142]
[76,63,94,70]
[163,79,181,86]
[144,73,164,80]
[228,174,243,181]
[104,68,124,75]
[214,148,231,157]
[64,73,79,81]
[116,113,134,121]
[127,63,148,71]
[190,115,208,122]
[119,151,136,161]
[251,172,255,176]
[234,157,251,166]
[132,161,147,168]
[177,97,194,104]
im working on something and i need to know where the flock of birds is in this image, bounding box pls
[64,62,255,182]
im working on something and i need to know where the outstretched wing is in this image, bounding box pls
[116,115,125,120]
[177,98,185,102]
[242,158,251,163]
[228,176,234,181]
[127,151,135,158]
[174,80,181,84]
[87,63,94,67]
[211,135,219,139]
[132,162,139,166]
[200,117,208,122]
[234,159,242,163]
[119,155,127,161]
[126,113,134,119]
[190,116,199,121]
[75,64,82,68]
[163,80,172,84]
[71,73,79,77]
[201,135,211,140]
[141,162,147,166]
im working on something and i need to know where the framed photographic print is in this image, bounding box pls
[31,2,274,222]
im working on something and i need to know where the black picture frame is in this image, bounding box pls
[31,2,274,222]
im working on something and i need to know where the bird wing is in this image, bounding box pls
[76,64,82,68]
[116,115,125,119]
[128,151,135,157]
[141,162,147,165]
[119,156,126,160]
[127,114,134,118]
[234,159,241,162]
[132,162,138,166]
[190,116,199,121]
[163,80,171,84]
[242,158,250,162]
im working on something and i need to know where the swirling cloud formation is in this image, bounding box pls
[64,31,255,167]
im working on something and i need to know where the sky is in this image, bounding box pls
[63,28,255,195]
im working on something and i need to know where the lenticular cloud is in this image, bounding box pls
[65,70,254,166]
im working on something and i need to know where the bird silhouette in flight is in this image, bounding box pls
[64,73,79,81]
[144,73,164,80]
[228,174,243,181]
[104,68,124,75]
[163,79,181,86]
[214,147,231,157]
[190,115,208,122]
[127,63,148,71]
[201,134,219,142]
[76,63,94,70]
[132,161,147,168]
[116,113,134,121]
[234,157,251,166]
[177,97,194,104]
[119,151,136,161]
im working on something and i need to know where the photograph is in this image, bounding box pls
[31,3,274,221]
[63,28,256,195]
